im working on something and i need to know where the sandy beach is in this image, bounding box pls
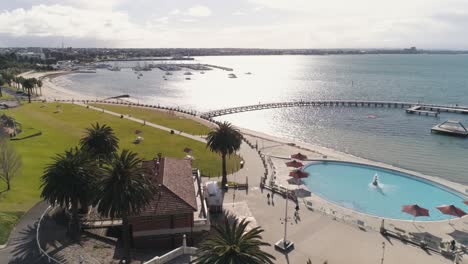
[20,71,97,101]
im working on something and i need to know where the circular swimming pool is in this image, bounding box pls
[302,161,466,221]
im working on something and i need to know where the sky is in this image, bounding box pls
[1,0,468,49]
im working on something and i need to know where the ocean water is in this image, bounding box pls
[54,55,468,184]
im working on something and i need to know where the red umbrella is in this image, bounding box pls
[290,152,307,161]
[285,160,304,168]
[402,204,430,218]
[436,205,467,218]
[183,147,192,153]
[289,169,309,179]
[463,200,468,206]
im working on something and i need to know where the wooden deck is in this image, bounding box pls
[406,106,439,117]
[201,100,468,118]
[82,219,123,229]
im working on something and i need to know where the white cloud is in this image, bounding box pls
[0,4,149,43]
[169,9,180,15]
[232,11,247,16]
[1,1,468,49]
[185,5,211,17]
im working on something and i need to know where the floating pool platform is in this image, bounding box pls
[431,120,468,137]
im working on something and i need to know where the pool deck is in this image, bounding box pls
[224,126,468,264]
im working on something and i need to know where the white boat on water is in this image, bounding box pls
[228,73,237,78]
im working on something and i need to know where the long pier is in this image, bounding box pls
[201,100,468,118]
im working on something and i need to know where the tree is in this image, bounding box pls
[0,75,4,97]
[37,79,43,96]
[0,138,21,191]
[95,150,156,262]
[80,122,119,164]
[194,217,275,264]
[22,78,35,103]
[206,121,242,189]
[40,147,98,240]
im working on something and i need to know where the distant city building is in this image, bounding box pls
[15,51,46,61]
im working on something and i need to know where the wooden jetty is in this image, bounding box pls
[406,106,439,117]
[200,100,468,119]
[431,120,468,137]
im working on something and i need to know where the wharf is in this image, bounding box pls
[202,100,468,118]
[406,106,439,117]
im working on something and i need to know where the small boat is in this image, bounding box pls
[184,72,193,75]
[186,77,191,80]
[200,71,205,74]
[166,72,173,75]
[228,73,237,78]
[138,73,143,77]
[245,72,252,75]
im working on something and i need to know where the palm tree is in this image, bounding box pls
[22,78,35,103]
[37,79,43,96]
[206,121,242,189]
[80,122,119,164]
[95,150,156,262]
[40,148,98,240]
[0,76,4,97]
[194,217,275,264]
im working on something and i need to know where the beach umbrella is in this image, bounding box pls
[436,205,467,218]
[285,160,304,168]
[289,169,309,179]
[183,147,192,153]
[290,152,307,161]
[402,204,430,218]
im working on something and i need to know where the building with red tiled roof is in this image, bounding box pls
[129,157,210,248]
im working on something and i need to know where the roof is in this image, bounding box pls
[139,157,197,216]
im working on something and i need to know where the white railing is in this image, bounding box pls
[143,235,197,264]
[37,205,65,264]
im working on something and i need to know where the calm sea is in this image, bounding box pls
[54,55,468,184]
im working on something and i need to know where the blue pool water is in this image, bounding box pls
[302,161,467,221]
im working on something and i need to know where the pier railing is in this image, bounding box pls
[200,100,468,118]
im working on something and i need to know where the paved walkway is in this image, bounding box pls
[0,201,49,264]
[80,103,206,143]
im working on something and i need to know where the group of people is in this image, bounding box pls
[266,192,301,220]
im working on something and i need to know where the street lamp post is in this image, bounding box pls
[275,185,294,252]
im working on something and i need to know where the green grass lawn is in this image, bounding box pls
[0,102,240,244]
[90,103,211,136]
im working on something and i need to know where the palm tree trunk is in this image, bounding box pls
[221,153,227,190]
[122,214,131,261]
[70,198,80,241]
[27,89,31,103]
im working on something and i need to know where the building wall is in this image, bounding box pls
[130,213,193,232]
